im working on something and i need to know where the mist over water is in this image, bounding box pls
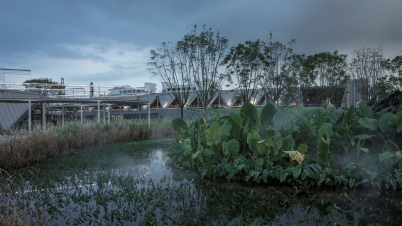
[3,146,402,225]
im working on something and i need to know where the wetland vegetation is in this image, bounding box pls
[2,102,402,225]
[2,139,402,225]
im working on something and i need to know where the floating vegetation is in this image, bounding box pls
[1,140,402,225]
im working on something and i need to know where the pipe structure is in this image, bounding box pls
[98,100,100,123]
[42,104,45,130]
[62,103,64,128]
[108,104,110,124]
[28,100,31,132]
[148,103,150,126]
[103,103,106,124]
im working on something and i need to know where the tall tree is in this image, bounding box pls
[350,47,386,105]
[381,55,402,91]
[282,54,313,113]
[148,41,194,118]
[223,40,263,103]
[260,34,295,109]
[185,25,229,121]
[304,51,349,111]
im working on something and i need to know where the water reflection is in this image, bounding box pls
[6,149,402,225]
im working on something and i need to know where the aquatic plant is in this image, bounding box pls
[169,101,402,190]
[0,119,177,170]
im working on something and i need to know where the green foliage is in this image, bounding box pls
[260,102,277,127]
[172,118,188,134]
[168,101,402,191]
[273,113,290,130]
[206,123,222,146]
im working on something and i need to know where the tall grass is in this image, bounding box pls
[0,119,177,170]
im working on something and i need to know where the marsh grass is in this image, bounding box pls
[0,119,178,170]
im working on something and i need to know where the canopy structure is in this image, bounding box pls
[0,92,150,131]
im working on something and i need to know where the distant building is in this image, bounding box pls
[161,82,197,93]
[108,82,156,96]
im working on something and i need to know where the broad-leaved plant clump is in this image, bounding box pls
[168,101,402,190]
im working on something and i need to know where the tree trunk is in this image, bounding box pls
[204,105,207,122]
[180,106,184,118]
[295,103,299,114]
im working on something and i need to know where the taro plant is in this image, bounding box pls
[168,100,402,191]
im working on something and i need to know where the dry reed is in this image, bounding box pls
[0,119,177,170]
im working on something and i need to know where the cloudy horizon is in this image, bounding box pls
[1,0,402,92]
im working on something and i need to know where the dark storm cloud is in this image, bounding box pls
[1,0,402,86]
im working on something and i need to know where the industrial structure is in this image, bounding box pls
[0,68,361,131]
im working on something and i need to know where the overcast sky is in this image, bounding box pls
[1,0,402,91]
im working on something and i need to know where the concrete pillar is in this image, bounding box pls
[108,104,110,124]
[28,100,31,132]
[148,103,150,126]
[42,103,46,130]
[98,100,100,123]
[119,106,122,123]
[103,103,106,124]
[62,103,64,128]
[81,105,83,124]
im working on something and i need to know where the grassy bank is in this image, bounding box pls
[0,119,177,170]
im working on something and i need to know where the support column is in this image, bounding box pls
[28,100,31,132]
[98,100,100,123]
[108,104,111,124]
[81,105,83,124]
[119,106,122,123]
[42,103,46,130]
[148,103,150,126]
[103,103,106,124]
[62,103,65,128]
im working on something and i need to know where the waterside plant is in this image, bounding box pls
[168,101,402,191]
[0,119,176,170]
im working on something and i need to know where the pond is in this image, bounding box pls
[2,140,402,225]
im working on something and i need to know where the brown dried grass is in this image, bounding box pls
[0,119,177,170]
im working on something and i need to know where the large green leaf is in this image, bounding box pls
[256,138,273,155]
[359,117,378,131]
[226,139,240,156]
[247,130,261,153]
[273,113,290,130]
[358,102,374,118]
[260,102,277,127]
[206,123,222,146]
[344,105,355,125]
[280,173,289,183]
[293,165,302,178]
[221,120,232,140]
[283,136,295,150]
[183,139,192,156]
[297,143,308,154]
[389,111,402,133]
[255,158,264,167]
[318,137,332,164]
[379,112,395,133]
[317,123,333,143]
[240,101,258,126]
[330,111,342,125]
[172,118,188,134]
